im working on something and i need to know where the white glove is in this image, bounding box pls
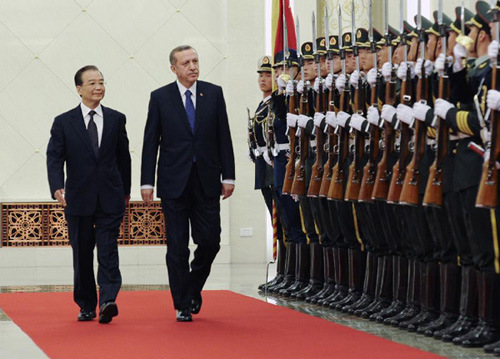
[434,98,454,119]
[325,111,336,127]
[313,77,322,93]
[434,54,446,76]
[487,89,500,111]
[285,80,294,96]
[336,111,350,128]
[413,102,432,122]
[381,104,397,123]
[452,43,467,72]
[350,114,368,132]
[415,58,433,78]
[488,40,499,65]
[297,114,311,128]
[367,68,378,87]
[277,76,287,92]
[325,73,334,90]
[367,106,380,126]
[382,62,392,81]
[263,150,273,165]
[349,70,361,89]
[313,112,325,127]
[286,113,298,128]
[335,74,346,92]
[397,62,415,80]
[396,104,414,125]
[297,80,305,94]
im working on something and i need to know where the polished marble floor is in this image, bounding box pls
[0,263,492,359]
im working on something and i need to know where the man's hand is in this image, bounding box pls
[125,195,130,207]
[54,189,66,207]
[141,188,154,206]
[222,183,235,200]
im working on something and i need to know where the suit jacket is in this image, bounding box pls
[140,80,235,199]
[46,105,131,216]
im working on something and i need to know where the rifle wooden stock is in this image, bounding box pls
[372,78,396,200]
[319,90,337,197]
[282,93,298,195]
[423,75,450,208]
[359,83,380,203]
[290,92,310,196]
[328,89,350,201]
[345,80,365,202]
[308,85,326,197]
[400,77,429,206]
[387,76,413,204]
[476,65,500,208]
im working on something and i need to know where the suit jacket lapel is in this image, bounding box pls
[100,106,112,156]
[194,82,204,136]
[69,106,98,160]
[168,83,193,136]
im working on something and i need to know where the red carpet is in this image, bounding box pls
[0,290,448,359]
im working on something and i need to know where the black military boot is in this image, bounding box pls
[374,255,408,323]
[259,239,286,291]
[280,243,310,297]
[438,266,478,341]
[293,242,324,300]
[406,261,440,332]
[457,271,500,348]
[385,259,421,327]
[269,243,296,293]
[359,254,392,319]
[322,247,349,307]
[332,248,365,310]
[420,263,461,336]
[344,251,377,314]
[308,246,336,303]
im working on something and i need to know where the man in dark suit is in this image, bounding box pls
[140,45,235,322]
[46,65,131,324]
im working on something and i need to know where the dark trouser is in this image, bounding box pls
[445,191,474,267]
[425,194,457,264]
[262,187,283,243]
[66,202,123,311]
[299,197,318,244]
[161,164,221,310]
[335,201,362,250]
[274,188,305,243]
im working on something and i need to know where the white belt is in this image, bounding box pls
[450,133,472,141]
[275,143,290,151]
[310,140,317,148]
[426,138,436,145]
[257,146,266,155]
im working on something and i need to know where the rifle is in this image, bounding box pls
[423,2,449,208]
[387,5,413,204]
[265,105,277,162]
[328,5,350,201]
[476,4,500,208]
[400,3,429,206]
[308,11,327,197]
[345,1,365,202]
[247,108,258,162]
[290,85,310,196]
[282,17,300,195]
[372,2,397,201]
[359,1,381,203]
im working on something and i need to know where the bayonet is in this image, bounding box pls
[369,0,377,74]
[297,16,305,83]
[282,0,287,74]
[352,1,360,73]
[461,0,465,36]
[325,8,334,78]
[313,11,321,80]
[339,4,346,76]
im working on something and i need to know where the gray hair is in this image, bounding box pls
[169,45,197,65]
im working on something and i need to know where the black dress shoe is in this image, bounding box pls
[99,302,118,324]
[176,309,193,322]
[78,309,96,322]
[191,299,202,315]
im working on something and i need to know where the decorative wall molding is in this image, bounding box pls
[1,201,165,247]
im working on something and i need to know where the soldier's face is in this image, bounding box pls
[447,32,458,57]
[393,44,405,65]
[258,72,272,93]
[358,48,369,71]
[408,37,418,62]
[319,56,328,77]
[303,59,316,81]
[377,46,389,67]
[171,49,199,87]
[426,34,438,61]
[326,55,342,73]
[345,53,356,73]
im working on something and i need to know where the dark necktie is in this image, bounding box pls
[88,110,99,156]
[185,89,196,133]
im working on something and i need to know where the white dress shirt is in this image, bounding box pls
[81,103,103,147]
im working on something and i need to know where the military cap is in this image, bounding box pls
[342,32,354,52]
[403,20,418,38]
[273,51,299,68]
[355,28,370,48]
[451,6,473,35]
[301,42,315,60]
[328,35,339,53]
[314,37,328,56]
[466,0,491,34]
[257,56,272,73]
[377,25,399,46]
[426,11,452,37]
[373,28,384,49]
